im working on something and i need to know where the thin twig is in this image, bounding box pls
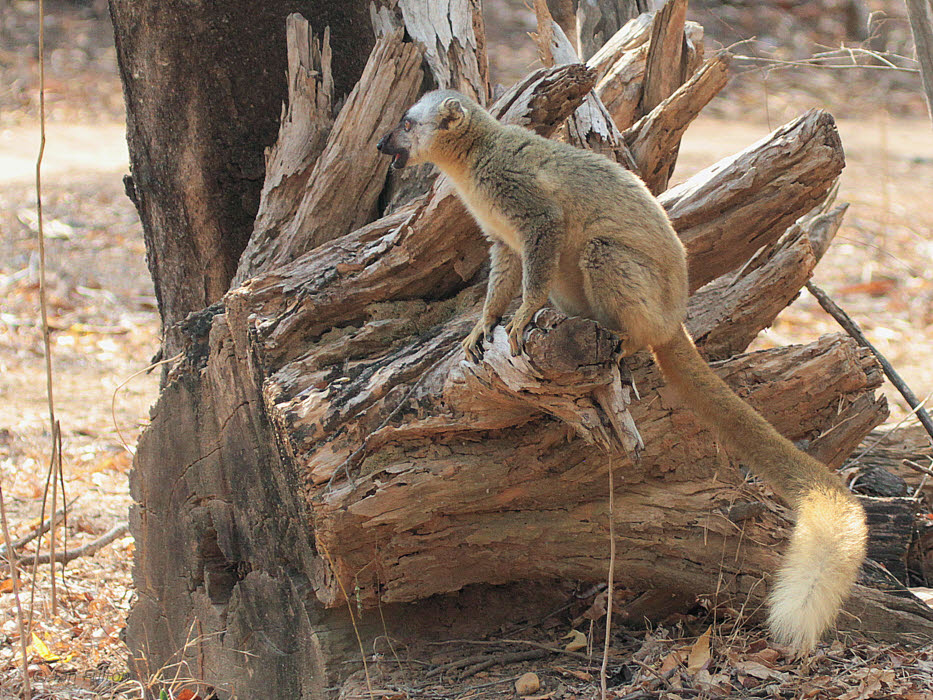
[318,543,375,700]
[806,282,933,443]
[601,450,615,700]
[460,649,548,678]
[111,352,183,455]
[0,496,78,557]
[16,523,128,567]
[903,459,933,479]
[1,480,32,700]
[33,0,64,632]
[912,473,929,499]
[28,419,59,636]
[50,419,60,613]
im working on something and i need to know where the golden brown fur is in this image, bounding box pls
[378,90,867,651]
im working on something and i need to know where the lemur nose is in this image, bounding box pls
[377,133,390,153]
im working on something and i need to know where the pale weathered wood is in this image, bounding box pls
[371,0,491,214]
[302,333,885,609]
[533,0,637,165]
[231,16,335,288]
[547,0,579,54]
[641,0,687,114]
[578,0,649,61]
[234,30,423,282]
[589,10,704,131]
[371,0,489,103]
[688,199,845,362]
[661,109,846,291]
[226,63,598,364]
[623,50,731,193]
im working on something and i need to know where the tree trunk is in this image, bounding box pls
[121,3,933,698]
[906,0,933,126]
[110,0,374,363]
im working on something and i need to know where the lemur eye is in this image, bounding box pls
[403,119,413,132]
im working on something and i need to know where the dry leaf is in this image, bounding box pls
[174,690,202,700]
[659,648,687,675]
[27,633,73,663]
[734,660,789,682]
[686,626,712,675]
[563,629,587,652]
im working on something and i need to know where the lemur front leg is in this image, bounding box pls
[506,217,563,357]
[462,242,521,361]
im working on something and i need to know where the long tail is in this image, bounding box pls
[652,325,867,651]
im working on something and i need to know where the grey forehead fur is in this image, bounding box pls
[405,89,467,121]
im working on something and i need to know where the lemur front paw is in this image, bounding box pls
[505,305,537,357]
[462,317,499,362]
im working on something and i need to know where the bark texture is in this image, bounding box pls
[906,0,933,125]
[110,0,374,361]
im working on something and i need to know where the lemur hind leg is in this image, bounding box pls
[579,237,680,356]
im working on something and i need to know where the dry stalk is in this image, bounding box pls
[32,0,65,620]
[0,480,31,699]
[319,542,376,700]
[600,450,615,700]
[807,282,933,443]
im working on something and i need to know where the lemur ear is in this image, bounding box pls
[438,97,465,129]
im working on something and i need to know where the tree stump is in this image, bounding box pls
[121,3,933,698]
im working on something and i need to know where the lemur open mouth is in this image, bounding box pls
[377,133,409,169]
[391,150,409,169]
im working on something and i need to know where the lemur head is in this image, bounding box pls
[377,90,474,169]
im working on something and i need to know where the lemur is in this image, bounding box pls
[377,89,866,651]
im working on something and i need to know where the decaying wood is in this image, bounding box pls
[301,330,884,608]
[578,0,649,61]
[623,50,731,193]
[234,30,423,282]
[533,0,636,165]
[547,0,579,54]
[370,0,489,103]
[227,63,597,363]
[588,7,703,130]
[661,109,846,291]
[858,496,921,583]
[641,0,688,114]
[230,16,334,288]
[688,200,845,362]
[219,83,895,639]
[372,0,492,214]
[853,467,910,498]
[634,0,693,191]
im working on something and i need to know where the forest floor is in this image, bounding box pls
[1,0,932,698]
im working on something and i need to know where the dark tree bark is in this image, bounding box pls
[109,0,374,363]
